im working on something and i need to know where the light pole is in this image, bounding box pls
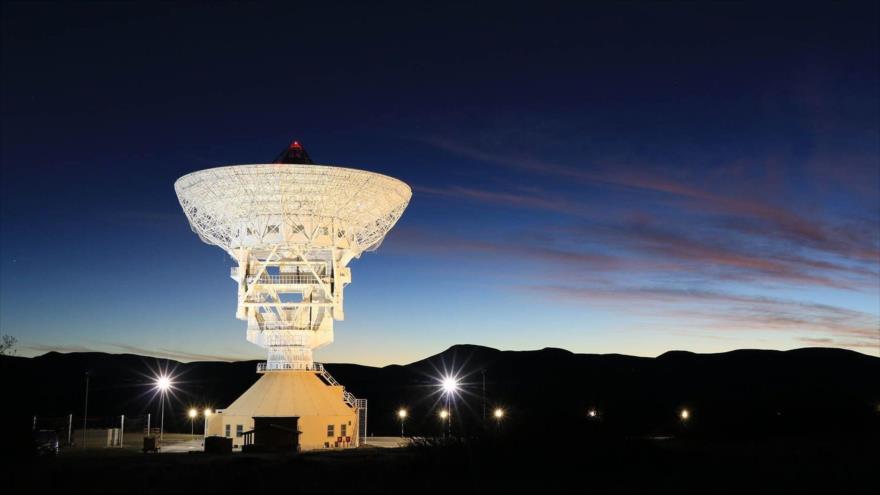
[82,372,89,449]
[160,393,165,442]
[481,369,486,422]
[203,409,212,444]
[493,407,504,434]
[188,409,197,439]
[440,376,459,438]
[155,375,171,443]
[439,409,450,438]
[397,408,407,437]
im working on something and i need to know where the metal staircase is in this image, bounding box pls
[315,363,368,446]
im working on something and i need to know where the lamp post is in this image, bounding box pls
[493,407,504,434]
[397,409,407,437]
[440,376,459,438]
[81,372,90,450]
[188,409,197,439]
[439,409,450,438]
[481,369,486,422]
[155,375,171,443]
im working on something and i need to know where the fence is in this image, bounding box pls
[32,413,207,450]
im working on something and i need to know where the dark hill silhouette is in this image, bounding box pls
[2,345,878,439]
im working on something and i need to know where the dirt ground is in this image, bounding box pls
[67,430,200,452]
[4,435,878,493]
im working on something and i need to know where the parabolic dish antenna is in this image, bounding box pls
[175,141,411,370]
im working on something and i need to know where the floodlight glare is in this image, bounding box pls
[493,408,504,419]
[441,376,459,394]
[204,409,212,417]
[439,409,449,419]
[398,409,408,419]
[588,409,597,418]
[156,375,171,391]
[189,408,198,418]
[680,408,690,420]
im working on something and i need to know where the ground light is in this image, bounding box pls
[439,409,450,438]
[680,408,690,421]
[397,408,408,437]
[493,408,505,432]
[188,408,197,438]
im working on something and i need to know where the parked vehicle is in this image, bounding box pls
[32,429,59,456]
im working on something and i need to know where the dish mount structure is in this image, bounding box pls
[174,140,411,449]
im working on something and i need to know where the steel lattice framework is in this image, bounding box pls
[175,163,411,370]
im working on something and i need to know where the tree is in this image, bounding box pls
[0,334,17,356]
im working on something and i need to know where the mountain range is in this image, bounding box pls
[2,345,878,438]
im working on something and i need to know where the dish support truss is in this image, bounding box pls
[232,243,351,370]
[175,164,411,370]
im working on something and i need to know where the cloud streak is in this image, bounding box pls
[396,136,879,355]
[421,137,880,264]
[528,285,880,350]
[23,342,250,363]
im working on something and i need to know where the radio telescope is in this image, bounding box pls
[174,141,410,450]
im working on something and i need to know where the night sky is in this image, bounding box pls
[1,2,878,364]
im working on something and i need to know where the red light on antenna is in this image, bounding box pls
[291,140,302,149]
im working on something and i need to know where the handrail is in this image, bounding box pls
[256,362,325,372]
[246,273,330,285]
[251,321,322,332]
[254,361,365,414]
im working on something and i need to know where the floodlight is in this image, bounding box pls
[398,409,408,419]
[441,376,459,394]
[156,375,171,391]
[439,409,449,419]
[204,409,212,417]
[680,408,690,420]
[588,409,597,418]
[189,408,197,418]
[493,408,504,419]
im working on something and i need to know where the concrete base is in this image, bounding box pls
[206,371,359,451]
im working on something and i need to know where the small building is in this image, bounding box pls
[207,368,361,451]
[242,417,300,452]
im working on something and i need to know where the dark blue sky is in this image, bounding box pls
[2,1,878,363]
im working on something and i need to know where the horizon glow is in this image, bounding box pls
[1,3,877,364]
